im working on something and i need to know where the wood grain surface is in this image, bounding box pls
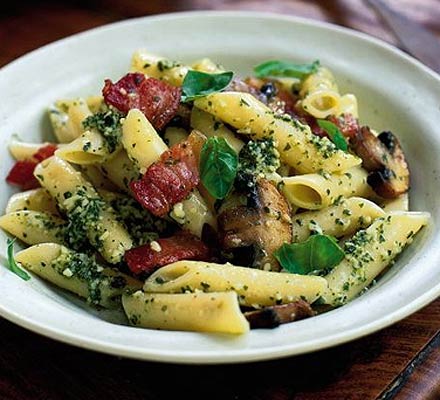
[0,1,439,399]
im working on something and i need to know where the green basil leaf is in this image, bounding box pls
[317,119,348,151]
[254,60,320,79]
[181,70,233,102]
[200,136,238,199]
[274,234,345,275]
[6,239,31,281]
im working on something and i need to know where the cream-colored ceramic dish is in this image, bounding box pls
[0,11,439,364]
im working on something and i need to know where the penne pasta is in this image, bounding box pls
[190,107,244,153]
[0,210,66,245]
[292,197,385,242]
[322,212,430,306]
[281,166,374,210]
[131,50,190,86]
[48,98,92,143]
[55,130,110,165]
[5,188,59,215]
[381,193,409,212]
[100,149,141,193]
[194,92,361,173]
[34,156,133,263]
[143,260,328,307]
[16,243,143,308]
[121,109,168,172]
[79,165,120,192]
[122,291,249,334]
[8,139,52,161]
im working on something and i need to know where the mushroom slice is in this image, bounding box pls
[218,179,292,270]
[350,127,410,199]
[244,300,315,329]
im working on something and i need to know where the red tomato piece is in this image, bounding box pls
[6,160,40,190]
[130,139,199,217]
[102,73,181,130]
[33,144,58,161]
[6,143,58,190]
[125,232,210,275]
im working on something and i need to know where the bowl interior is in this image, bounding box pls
[0,12,439,363]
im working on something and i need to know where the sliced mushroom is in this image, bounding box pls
[350,127,410,199]
[218,179,292,270]
[244,300,315,329]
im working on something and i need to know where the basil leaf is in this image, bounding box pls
[274,234,345,275]
[200,136,238,199]
[317,119,348,151]
[6,239,31,281]
[181,70,233,102]
[254,60,320,79]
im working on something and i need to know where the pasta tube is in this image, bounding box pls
[281,166,374,210]
[143,260,328,307]
[0,211,66,245]
[120,116,214,236]
[79,165,120,192]
[121,109,168,172]
[322,211,430,306]
[190,107,244,153]
[190,58,224,73]
[100,149,140,193]
[16,243,142,308]
[131,50,190,86]
[292,197,385,242]
[8,139,53,161]
[5,188,59,215]
[381,193,409,212]
[122,291,249,334]
[194,92,360,173]
[48,98,92,143]
[300,67,341,119]
[55,130,110,165]
[34,156,133,263]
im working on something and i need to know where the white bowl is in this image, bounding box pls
[0,11,439,364]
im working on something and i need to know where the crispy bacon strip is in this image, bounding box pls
[125,232,210,275]
[102,73,181,130]
[6,144,57,190]
[130,136,199,217]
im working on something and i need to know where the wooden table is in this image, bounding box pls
[1,1,439,399]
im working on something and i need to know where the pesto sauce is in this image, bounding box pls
[108,195,174,246]
[235,137,280,189]
[52,247,109,305]
[63,189,107,252]
[82,109,123,153]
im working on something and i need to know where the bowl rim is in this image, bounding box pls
[0,10,439,364]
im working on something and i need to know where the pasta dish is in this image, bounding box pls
[0,51,429,334]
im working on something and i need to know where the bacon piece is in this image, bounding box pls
[294,109,360,139]
[102,73,181,130]
[328,113,360,139]
[6,144,57,190]
[125,233,210,275]
[130,137,199,217]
